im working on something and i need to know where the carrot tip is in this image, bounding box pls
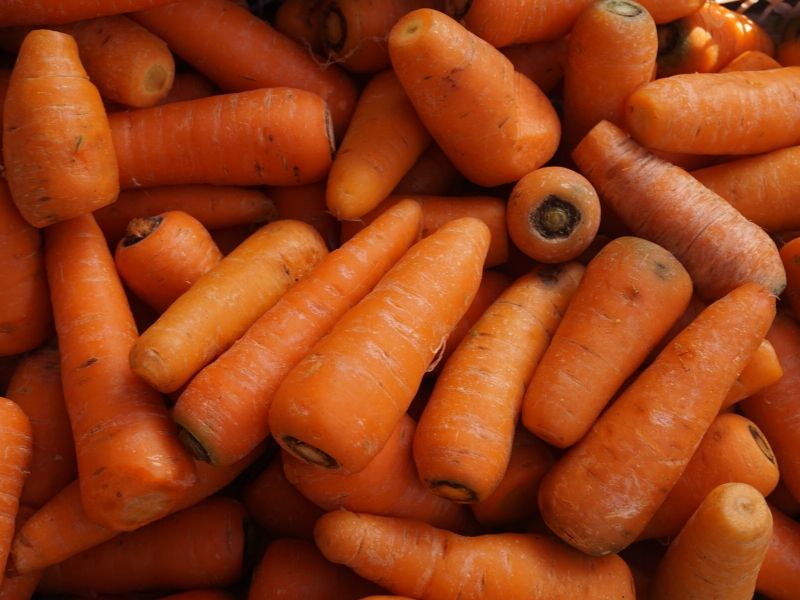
[282,436,339,469]
[178,426,212,463]
[532,195,581,239]
[428,479,479,503]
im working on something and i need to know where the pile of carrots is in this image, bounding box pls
[2,0,800,598]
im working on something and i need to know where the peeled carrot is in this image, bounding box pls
[2,29,119,227]
[270,182,339,250]
[130,219,328,394]
[273,0,325,54]
[723,338,784,408]
[572,120,786,301]
[388,8,561,187]
[522,236,693,448]
[501,37,567,95]
[781,235,800,320]
[538,281,776,556]
[720,49,783,72]
[756,503,800,600]
[649,482,773,600]
[314,510,636,599]
[0,0,175,27]
[269,216,490,474]
[414,262,583,503]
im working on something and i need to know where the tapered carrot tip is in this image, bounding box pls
[121,215,163,246]
[283,435,340,469]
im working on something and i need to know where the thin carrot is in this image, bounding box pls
[392,143,465,197]
[0,0,175,27]
[155,70,218,105]
[326,68,432,220]
[273,0,325,55]
[2,29,119,227]
[314,510,636,599]
[756,503,800,600]
[522,236,693,448]
[634,0,704,24]
[572,120,786,301]
[413,262,584,503]
[649,482,773,600]
[269,216,490,474]
[172,200,421,465]
[270,181,340,250]
[777,16,800,66]
[114,210,223,313]
[538,281,776,556]
[723,338,783,408]
[500,37,567,95]
[388,8,561,188]
[720,48,783,72]
[108,87,334,189]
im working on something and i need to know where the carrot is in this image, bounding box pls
[656,1,775,77]
[413,262,584,503]
[522,236,693,448]
[639,412,780,541]
[781,235,800,320]
[392,143,465,197]
[130,0,358,137]
[114,210,223,313]
[387,8,561,188]
[0,506,42,600]
[36,496,247,595]
[777,16,800,66]
[172,200,421,465]
[649,482,773,600]
[130,219,328,394]
[248,537,386,599]
[500,37,567,95]
[720,48,783,72]
[0,179,51,357]
[723,337,784,408]
[623,67,800,156]
[273,0,325,55]
[0,0,175,27]
[44,213,197,531]
[756,503,800,600]
[572,120,786,301]
[156,70,218,105]
[269,216,490,474]
[270,182,340,250]
[108,87,334,189]
[506,166,601,264]
[314,510,636,599]
[93,184,278,247]
[537,281,776,556]
[326,69,431,220]
[634,0,704,24]
[2,29,119,228]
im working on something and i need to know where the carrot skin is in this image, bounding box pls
[722,338,784,408]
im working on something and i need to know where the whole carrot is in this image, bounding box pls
[269,216,490,474]
[756,503,800,600]
[538,281,776,556]
[0,0,175,26]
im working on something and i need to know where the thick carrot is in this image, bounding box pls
[173,200,421,465]
[781,235,800,320]
[501,37,567,95]
[572,120,786,301]
[392,143,465,197]
[269,216,490,474]
[130,219,328,393]
[388,8,561,188]
[720,49,783,72]
[130,0,358,137]
[326,69,431,220]
[506,166,601,264]
[270,181,339,250]
[314,510,636,599]
[114,210,223,313]
[273,0,325,55]
[756,503,800,600]
[0,0,175,27]
[538,281,776,556]
[108,87,334,189]
[635,0,704,24]
[413,262,583,503]
[723,337,783,408]
[2,29,119,227]
[649,482,773,600]
[522,236,693,448]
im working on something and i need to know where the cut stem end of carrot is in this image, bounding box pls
[322,4,346,54]
[283,436,340,469]
[429,479,479,503]
[121,215,163,247]
[532,195,581,239]
[607,0,644,18]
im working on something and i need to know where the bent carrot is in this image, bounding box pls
[720,49,783,72]
[501,37,567,95]
[538,281,776,556]
[269,216,490,474]
[270,182,339,250]
[572,120,786,301]
[388,8,561,187]
[172,200,421,465]
[2,29,119,227]
[756,503,800,600]
[0,1,175,27]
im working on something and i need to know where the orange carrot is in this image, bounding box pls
[538,281,776,556]
[506,166,601,264]
[720,48,783,72]
[130,219,328,394]
[572,120,786,301]
[108,87,334,189]
[314,510,636,599]
[173,200,421,465]
[130,0,358,137]
[2,29,119,227]
[0,1,175,27]
[756,503,800,600]
[44,213,197,531]
[155,70,218,105]
[114,210,223,313]
[634,0,704,24]
[781,235,800,321]
[270,181,340,250]
[392,143,465,197]
[269,216,490,474]
[500,37,567,95]
[388,8,561,187]
[273,0,325,55]
[326,68,431,220]
[723,337,784,408]
[649,482,773,600]
[522,236,693,448]
[413,262,583,503]
[777,16,800,66]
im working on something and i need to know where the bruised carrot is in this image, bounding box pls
[572,120,786,301]
[538,282,776,556]
[501,37,567,95]
[756,503,800,600]
[108,87,334,189]
[720,49,783,72]
[634,0,704,24]
[392,143,465,196]
[114,211,223,313]
[274,0,325,54]
[0,1,175,27]
[723,338,783,408]
[414,262,583,503]
[523,236,693,448]
[173,200,421,465]
[314,510,636,599]
[388,9,561,187]
[270,216,490,474]
[2,29,119,227]
[270,182,339,250]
